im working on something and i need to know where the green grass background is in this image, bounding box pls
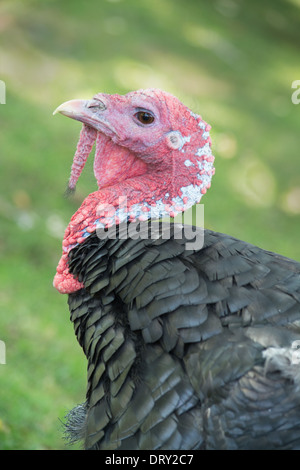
[0,0,299,449]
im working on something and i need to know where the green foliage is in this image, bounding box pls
[0,0,299,449]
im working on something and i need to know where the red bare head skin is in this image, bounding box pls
[53,88,215,293]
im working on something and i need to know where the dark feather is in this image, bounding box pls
[65,224,300,449]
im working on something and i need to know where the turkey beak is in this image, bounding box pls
[53,98,107,128]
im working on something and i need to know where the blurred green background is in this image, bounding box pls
[0,0,299,450]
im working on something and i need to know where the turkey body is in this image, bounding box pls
[65,223,300,450]
[53,88,300,450]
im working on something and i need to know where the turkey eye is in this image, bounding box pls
[135,111,155,124]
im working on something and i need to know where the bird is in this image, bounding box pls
[53,88,300,450]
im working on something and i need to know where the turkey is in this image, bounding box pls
[53,88,300,450]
